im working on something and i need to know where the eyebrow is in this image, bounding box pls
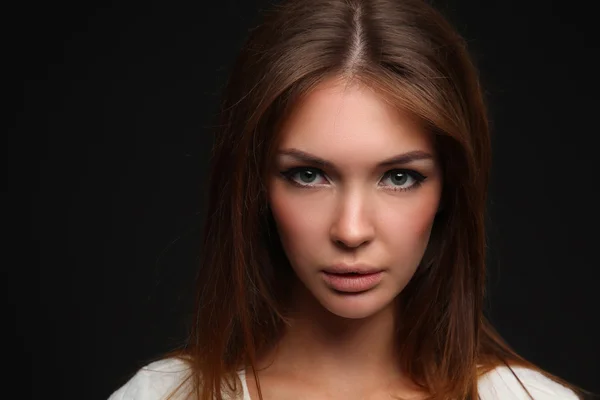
[276,148,434,169]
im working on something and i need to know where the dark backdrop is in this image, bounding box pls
[12,0,598,399]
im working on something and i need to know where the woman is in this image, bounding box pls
[109,0,587,399]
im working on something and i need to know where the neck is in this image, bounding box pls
[255,281,402,388]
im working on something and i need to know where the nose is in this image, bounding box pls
[329,190,375,249]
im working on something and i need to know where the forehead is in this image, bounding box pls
[277,79,435,160]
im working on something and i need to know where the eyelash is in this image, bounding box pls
[279,167,427,192]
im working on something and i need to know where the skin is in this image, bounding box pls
[245,77,442,399]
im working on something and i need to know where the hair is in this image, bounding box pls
[162,0,587,399]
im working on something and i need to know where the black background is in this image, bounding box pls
[11,0,599,399]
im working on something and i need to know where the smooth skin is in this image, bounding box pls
[246,77,442,399]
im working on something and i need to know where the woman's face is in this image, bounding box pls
[268,78,442,319]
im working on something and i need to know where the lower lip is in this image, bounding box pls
[321,271,383,293]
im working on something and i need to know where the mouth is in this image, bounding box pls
[330,272,363,276]
[321,269,384,293]
[322,265,383,275]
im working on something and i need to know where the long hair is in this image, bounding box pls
[164,0,585,399]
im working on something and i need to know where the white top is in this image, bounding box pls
[108,358,579,399]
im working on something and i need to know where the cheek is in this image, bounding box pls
[405,202,438,237]
[379,190,440,247]
[268,177,442,259]
[268,182,329,257]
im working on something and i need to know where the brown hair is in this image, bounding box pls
[164,0,587,399]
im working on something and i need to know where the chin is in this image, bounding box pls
[317,289,397,319]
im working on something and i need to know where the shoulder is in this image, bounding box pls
[108,358,192,400]
[478,365,579,400]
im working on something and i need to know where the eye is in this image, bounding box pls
[281,167,328,187]
[280,167,426,191]
[380,169,426,191]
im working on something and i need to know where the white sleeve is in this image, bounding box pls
[107,358,191,400]
[478,366,579,400]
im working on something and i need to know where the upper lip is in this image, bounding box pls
[322,264,383,275]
